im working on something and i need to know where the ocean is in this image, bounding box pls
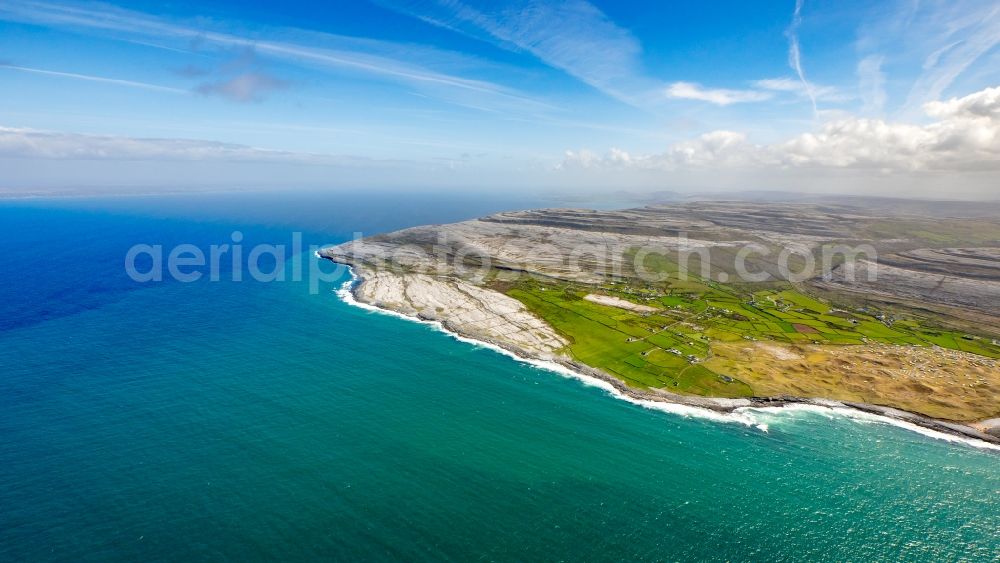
[0,192,997,561]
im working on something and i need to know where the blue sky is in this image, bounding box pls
[1,0,998,197]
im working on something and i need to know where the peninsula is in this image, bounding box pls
[320,201,1000,445]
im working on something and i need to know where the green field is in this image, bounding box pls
[499,265,1000,399]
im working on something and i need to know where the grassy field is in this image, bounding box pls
[498,258,1000,414]
[507,282,753,396]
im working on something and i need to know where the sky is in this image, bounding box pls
[0,0,999,198]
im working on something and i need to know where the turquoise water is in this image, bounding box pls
[1,195,998,561]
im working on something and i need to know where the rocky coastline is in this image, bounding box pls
[325,257,1000,449]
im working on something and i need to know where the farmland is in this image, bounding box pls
[502,264,1000,417]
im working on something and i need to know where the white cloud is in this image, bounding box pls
[855,0,1000,116]
[375,1,836,113]
[0,126,371,164]
[0,0,547,112]
[562,131,767,170]
[665,82,772,106]
[856,56,886,114]
[563,85,1000,172]
[753,77,802,92]
[784,86,1000,170]
[904,2,1000,112]
[663,131,761,166]
[196,72,288,103]
[754,77,849,103]
[375,0,659,108]
[924,84,1000,118]
[662,77,848,109]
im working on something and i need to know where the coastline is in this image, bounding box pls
[327,259,1000,451]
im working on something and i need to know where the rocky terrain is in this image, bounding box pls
[320,200,1000,444]
[355,270,567,357]
[327,201,1000,333]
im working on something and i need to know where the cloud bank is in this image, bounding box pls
[0,127,363,164]
[4,85,997,177]
[563,85,1000,172]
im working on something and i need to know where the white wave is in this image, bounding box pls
[333,267,762,428]
[334,266,998,451]
[738,404,1000,451]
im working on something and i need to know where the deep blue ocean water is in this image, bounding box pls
[0,192,997,561]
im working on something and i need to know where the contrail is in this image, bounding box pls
[786,0,818,117]
[0,63,186,94]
